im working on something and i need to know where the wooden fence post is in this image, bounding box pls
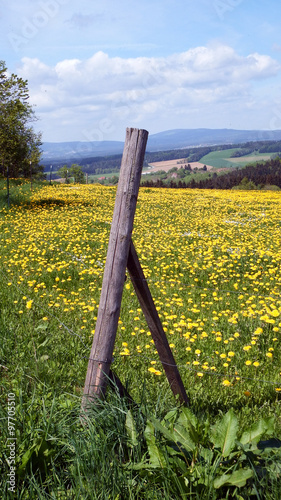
[7,162,10,209]
[82,128,148,410]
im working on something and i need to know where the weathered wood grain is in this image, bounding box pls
[82,128,148,410]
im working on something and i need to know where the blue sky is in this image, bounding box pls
[1,0,281,142]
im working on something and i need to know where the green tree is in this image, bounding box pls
[57,165,70,183]
[237,176,257,190]
[70,164,85,183]
[56,164,85,184]
[0,60,43,178]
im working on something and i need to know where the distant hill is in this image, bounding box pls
[41,140,125,160]
[41,128,281,161]
[147,129,281,151]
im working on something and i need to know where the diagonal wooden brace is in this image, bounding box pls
[127,240,189,406]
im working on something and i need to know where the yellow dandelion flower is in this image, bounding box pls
[222,379,232,387]
[265,318,275,324]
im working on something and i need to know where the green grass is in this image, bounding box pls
[1,378,280,499]
[199,149,241,168]
[199,149,275,169]
[1,182,281,497]
[0,178,48,211]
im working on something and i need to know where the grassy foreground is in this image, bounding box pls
[1,180,281,498]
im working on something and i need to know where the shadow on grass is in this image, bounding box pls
[28,198,69,207]
[0,179,103,212]
[1,197,101,212]
[0,194,73,211]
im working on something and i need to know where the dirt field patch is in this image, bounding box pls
[145,159,213,173]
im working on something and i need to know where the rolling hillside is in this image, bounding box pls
[42,128,281,161]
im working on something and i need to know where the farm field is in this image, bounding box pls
[230,154,272,163]
[144,150,274,175]
[200,150,273,169]
[1,182,281,497]
[145,158,213,173]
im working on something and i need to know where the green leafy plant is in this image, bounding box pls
[126,406,280,497]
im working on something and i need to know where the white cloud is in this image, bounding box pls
[17,44,281,141]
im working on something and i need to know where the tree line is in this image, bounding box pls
[141,158,281,190]
[48,141,281,177]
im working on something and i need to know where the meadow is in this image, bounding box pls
[1,180,281,498]
[199,150,273,169]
